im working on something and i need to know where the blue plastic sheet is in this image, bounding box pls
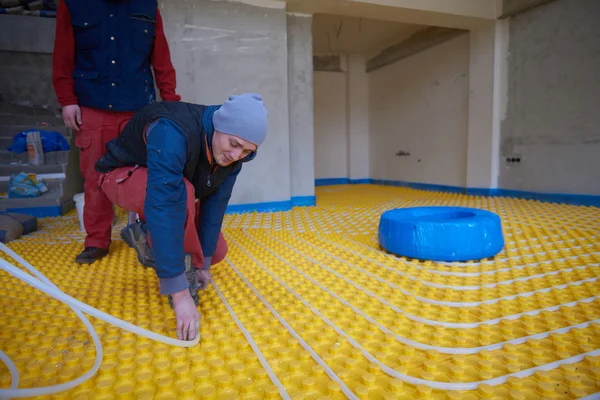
[6,130,70,154]
[378,206,504,262]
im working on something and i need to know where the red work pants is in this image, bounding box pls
[76,106,134,249]
[98,165,228,268]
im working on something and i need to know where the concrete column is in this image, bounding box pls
[466,19,508,189]
[347,54,370,181]
[287,13,316,204]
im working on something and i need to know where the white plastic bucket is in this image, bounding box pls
[73,193,85,232]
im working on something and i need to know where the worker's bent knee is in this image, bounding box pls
[212,233,228,265]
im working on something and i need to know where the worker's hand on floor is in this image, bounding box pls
[171,289,201,341]
[196,269,212,291]
[61,104,82,131]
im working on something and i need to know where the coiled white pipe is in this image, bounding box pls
[223,259,359,399]
[299,236,600,306]
[361,232,595,262]
[321,233,598,276]
[0,350,19,391]
[211,279,290,400]
[0,243,104,399]
[349,233,597,268]
[239,231,600,328]
[289,232,600,303]
[0,242,198,399]
[267,232,599,292]
[579,393,600,400]
[225,234,600,391]
[229,232,600,354]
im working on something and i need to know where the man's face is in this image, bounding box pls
[212,130,257,166]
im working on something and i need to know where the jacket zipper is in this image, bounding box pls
[205,134,218,188]
[207,165,218,187]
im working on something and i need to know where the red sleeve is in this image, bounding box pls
[52,0,78,107]
[151,8,181,102]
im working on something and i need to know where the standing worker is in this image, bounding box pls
[95,93,269,340]
[52,0,181,264]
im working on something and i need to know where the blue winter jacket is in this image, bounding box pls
[144,113,241,295]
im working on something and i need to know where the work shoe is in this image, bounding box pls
[75,247,109,264]
[168,254,199,309]
[120,220,155,268]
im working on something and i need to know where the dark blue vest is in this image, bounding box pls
[95,101,251,199]
[65,0,157,112]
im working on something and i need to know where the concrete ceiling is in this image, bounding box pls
[283,0,500,20]
[313,14,422,55]
[286,0,494,30]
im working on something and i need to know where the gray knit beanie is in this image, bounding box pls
[213,93,269,147]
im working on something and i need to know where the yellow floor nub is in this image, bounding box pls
[1,184,599,399]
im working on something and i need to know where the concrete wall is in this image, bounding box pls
[368,34,470,186]
[499,0,600,195]
[313,70,348,179]
[156,0,293,205]
[287,13,315,200]
[1,1,299,207]
[312,14,420,55]
[0,15,59,110]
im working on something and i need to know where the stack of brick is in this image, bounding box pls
[0,211,37,243]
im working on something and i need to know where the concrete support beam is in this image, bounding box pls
[313,54,343,72]
[287,13,316,200]
[347,55,370,181]
[466,20,509,189]
[366,27,467,73]
[162,0,292,205]
[348,0,498,19]
[499,0,556,18]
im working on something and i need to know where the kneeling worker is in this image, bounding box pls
[95,93,268,341]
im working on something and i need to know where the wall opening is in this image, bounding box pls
[312,13,470,188]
